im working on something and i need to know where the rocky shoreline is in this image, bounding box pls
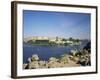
[23,48,91,69]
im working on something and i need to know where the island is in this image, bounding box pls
[24,36,81,46]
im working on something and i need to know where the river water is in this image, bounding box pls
[23,41,88,63]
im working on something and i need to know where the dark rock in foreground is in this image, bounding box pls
[83,42,91,52]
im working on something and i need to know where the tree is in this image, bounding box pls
[27,40,33,44]
[62,38,67,41]
[69,37,73,41]
[75,39,79,42]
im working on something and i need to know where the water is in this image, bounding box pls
[23,41,88,63]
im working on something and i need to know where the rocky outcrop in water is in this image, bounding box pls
[76,49,91,66]
[83,42,91,52]
[23,49,91,69]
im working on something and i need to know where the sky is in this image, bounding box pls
[23,10,91,39]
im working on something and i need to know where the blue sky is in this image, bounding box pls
[23,10,91,39]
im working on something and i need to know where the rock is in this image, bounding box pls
[60,54,69,63]
[47,61,61,68]
[39,61,47,68]
[69,55,78,62]
[84,49,89,54]
[31,54,39,61]
[24,52,90,69]
[27,57,31,63]
[83,42,91,52]
[28,61,39,69]
[70,49,78,56]
[23,64,28,69]
[47,57,61,68]
[49,57,59,62]
[77,54,91,66]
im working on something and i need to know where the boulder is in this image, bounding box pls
[83,42,91,52]
[47,61,61,68]
[31,54,39,61]
[77,54,91,66]
[27,57,31,63]
[70,49,78,56]
[28,61,39,69]
[39,61,47,68]
[47,57,61,68]
[23,64,28,69]
[60,54,69,63]
[48,57,59,62]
